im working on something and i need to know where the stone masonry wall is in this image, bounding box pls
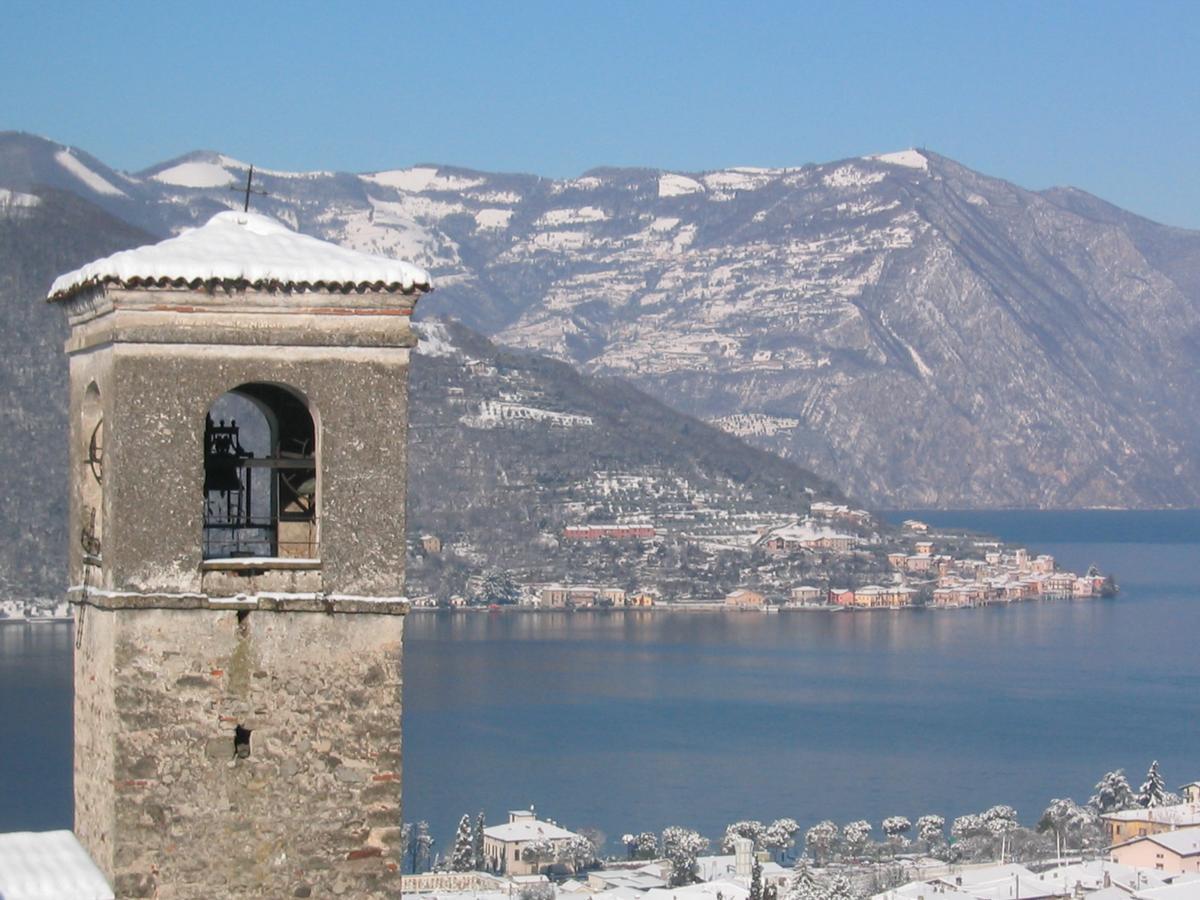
[96,604,404,898]
[74,604,117,877]
[104,343,411,597]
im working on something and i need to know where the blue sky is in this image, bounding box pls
[4,0,1199,227]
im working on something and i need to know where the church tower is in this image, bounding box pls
[49,210,430,898]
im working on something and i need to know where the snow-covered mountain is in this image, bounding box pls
[5,131,1199,507]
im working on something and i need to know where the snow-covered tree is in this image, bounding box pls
[842,820,872,857]
[623,831,658,859]
[1038,799,1094,860]
[749,858,763,900]
[559,834,597,871]
[784,857,821,900]
[473,812,486,870]
[824,872,857,900]
[1090,769,1136,813]
[722,820,767,852]
[399,823,412,869]
[915,815,945,852]
[881,816,911,850]
[982,806,1019,862]
[661,826,709,886]
[521,837,556,873]
[804,821,838,865]
[764,818,800,861]
[951,813,986,841]
[451,814,475,871]
[477,569,521,605]
[578,827,605,862]
[1139,760,1168,808]
[407,821,435,873]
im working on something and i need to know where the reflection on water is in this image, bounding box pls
[4,516,1200,854]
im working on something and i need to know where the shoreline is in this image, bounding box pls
[408,595,1111,614]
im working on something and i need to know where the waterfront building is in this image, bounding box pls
[725,588,766,608]
[789,585,823,605]
[482,810,581,875]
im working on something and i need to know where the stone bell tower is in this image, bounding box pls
[49,210,430,898]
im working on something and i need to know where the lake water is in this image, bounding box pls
[4,510,1199,858]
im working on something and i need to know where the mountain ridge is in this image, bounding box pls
[3,131,1198,509]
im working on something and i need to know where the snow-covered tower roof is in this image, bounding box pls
[48,210,431,301]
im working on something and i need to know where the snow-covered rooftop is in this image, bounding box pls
[0,830,114,899]
[1119,824,1200,856]
[48,211,432,301]
[482,818,578,842]
[1104,803,1200,827]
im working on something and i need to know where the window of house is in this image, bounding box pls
[203,383,318,562]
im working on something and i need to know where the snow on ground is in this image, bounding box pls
[658,173,705,198]
[372,193,467,222]
[469,190,522,204]
[868,149,928,170]
[475,208,514,230]
[362,166,485,192]
[823,165,887,189]
[0,188,41,208]
[648,217,680,232]
[54,149,126,196]
[530,230,590,251]
[710,413,801,437]
[702,169,774,192]
[330,204,457,270]
[413,320,458,358]
[672,224,698,251]
[537,206,608,226]
[151,161,235,188]
[552,175,604,193]
[462,401,593,429]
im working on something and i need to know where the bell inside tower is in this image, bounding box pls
[202,383,317,560]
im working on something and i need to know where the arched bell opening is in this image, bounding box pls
[80,382,104,566]
[202,383,318,562]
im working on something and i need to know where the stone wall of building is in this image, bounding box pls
[74,604,118,878]
[60,283,419,898]
[75,600,404,898]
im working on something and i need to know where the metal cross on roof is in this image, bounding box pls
[229,164,269,212]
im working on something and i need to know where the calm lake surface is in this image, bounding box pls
[4,510,1199,855]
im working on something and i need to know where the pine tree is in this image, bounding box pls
[824,872,857,900]
[784,857,821,900]
[451,814,475,871]
[749,858,763,900]
[1139,760,1167,808]
[473,812,486,871]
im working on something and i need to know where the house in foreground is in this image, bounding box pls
[1110,825,1200,875]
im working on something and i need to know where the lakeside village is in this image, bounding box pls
[398,764,1200,900]
[410,503,1116,612]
